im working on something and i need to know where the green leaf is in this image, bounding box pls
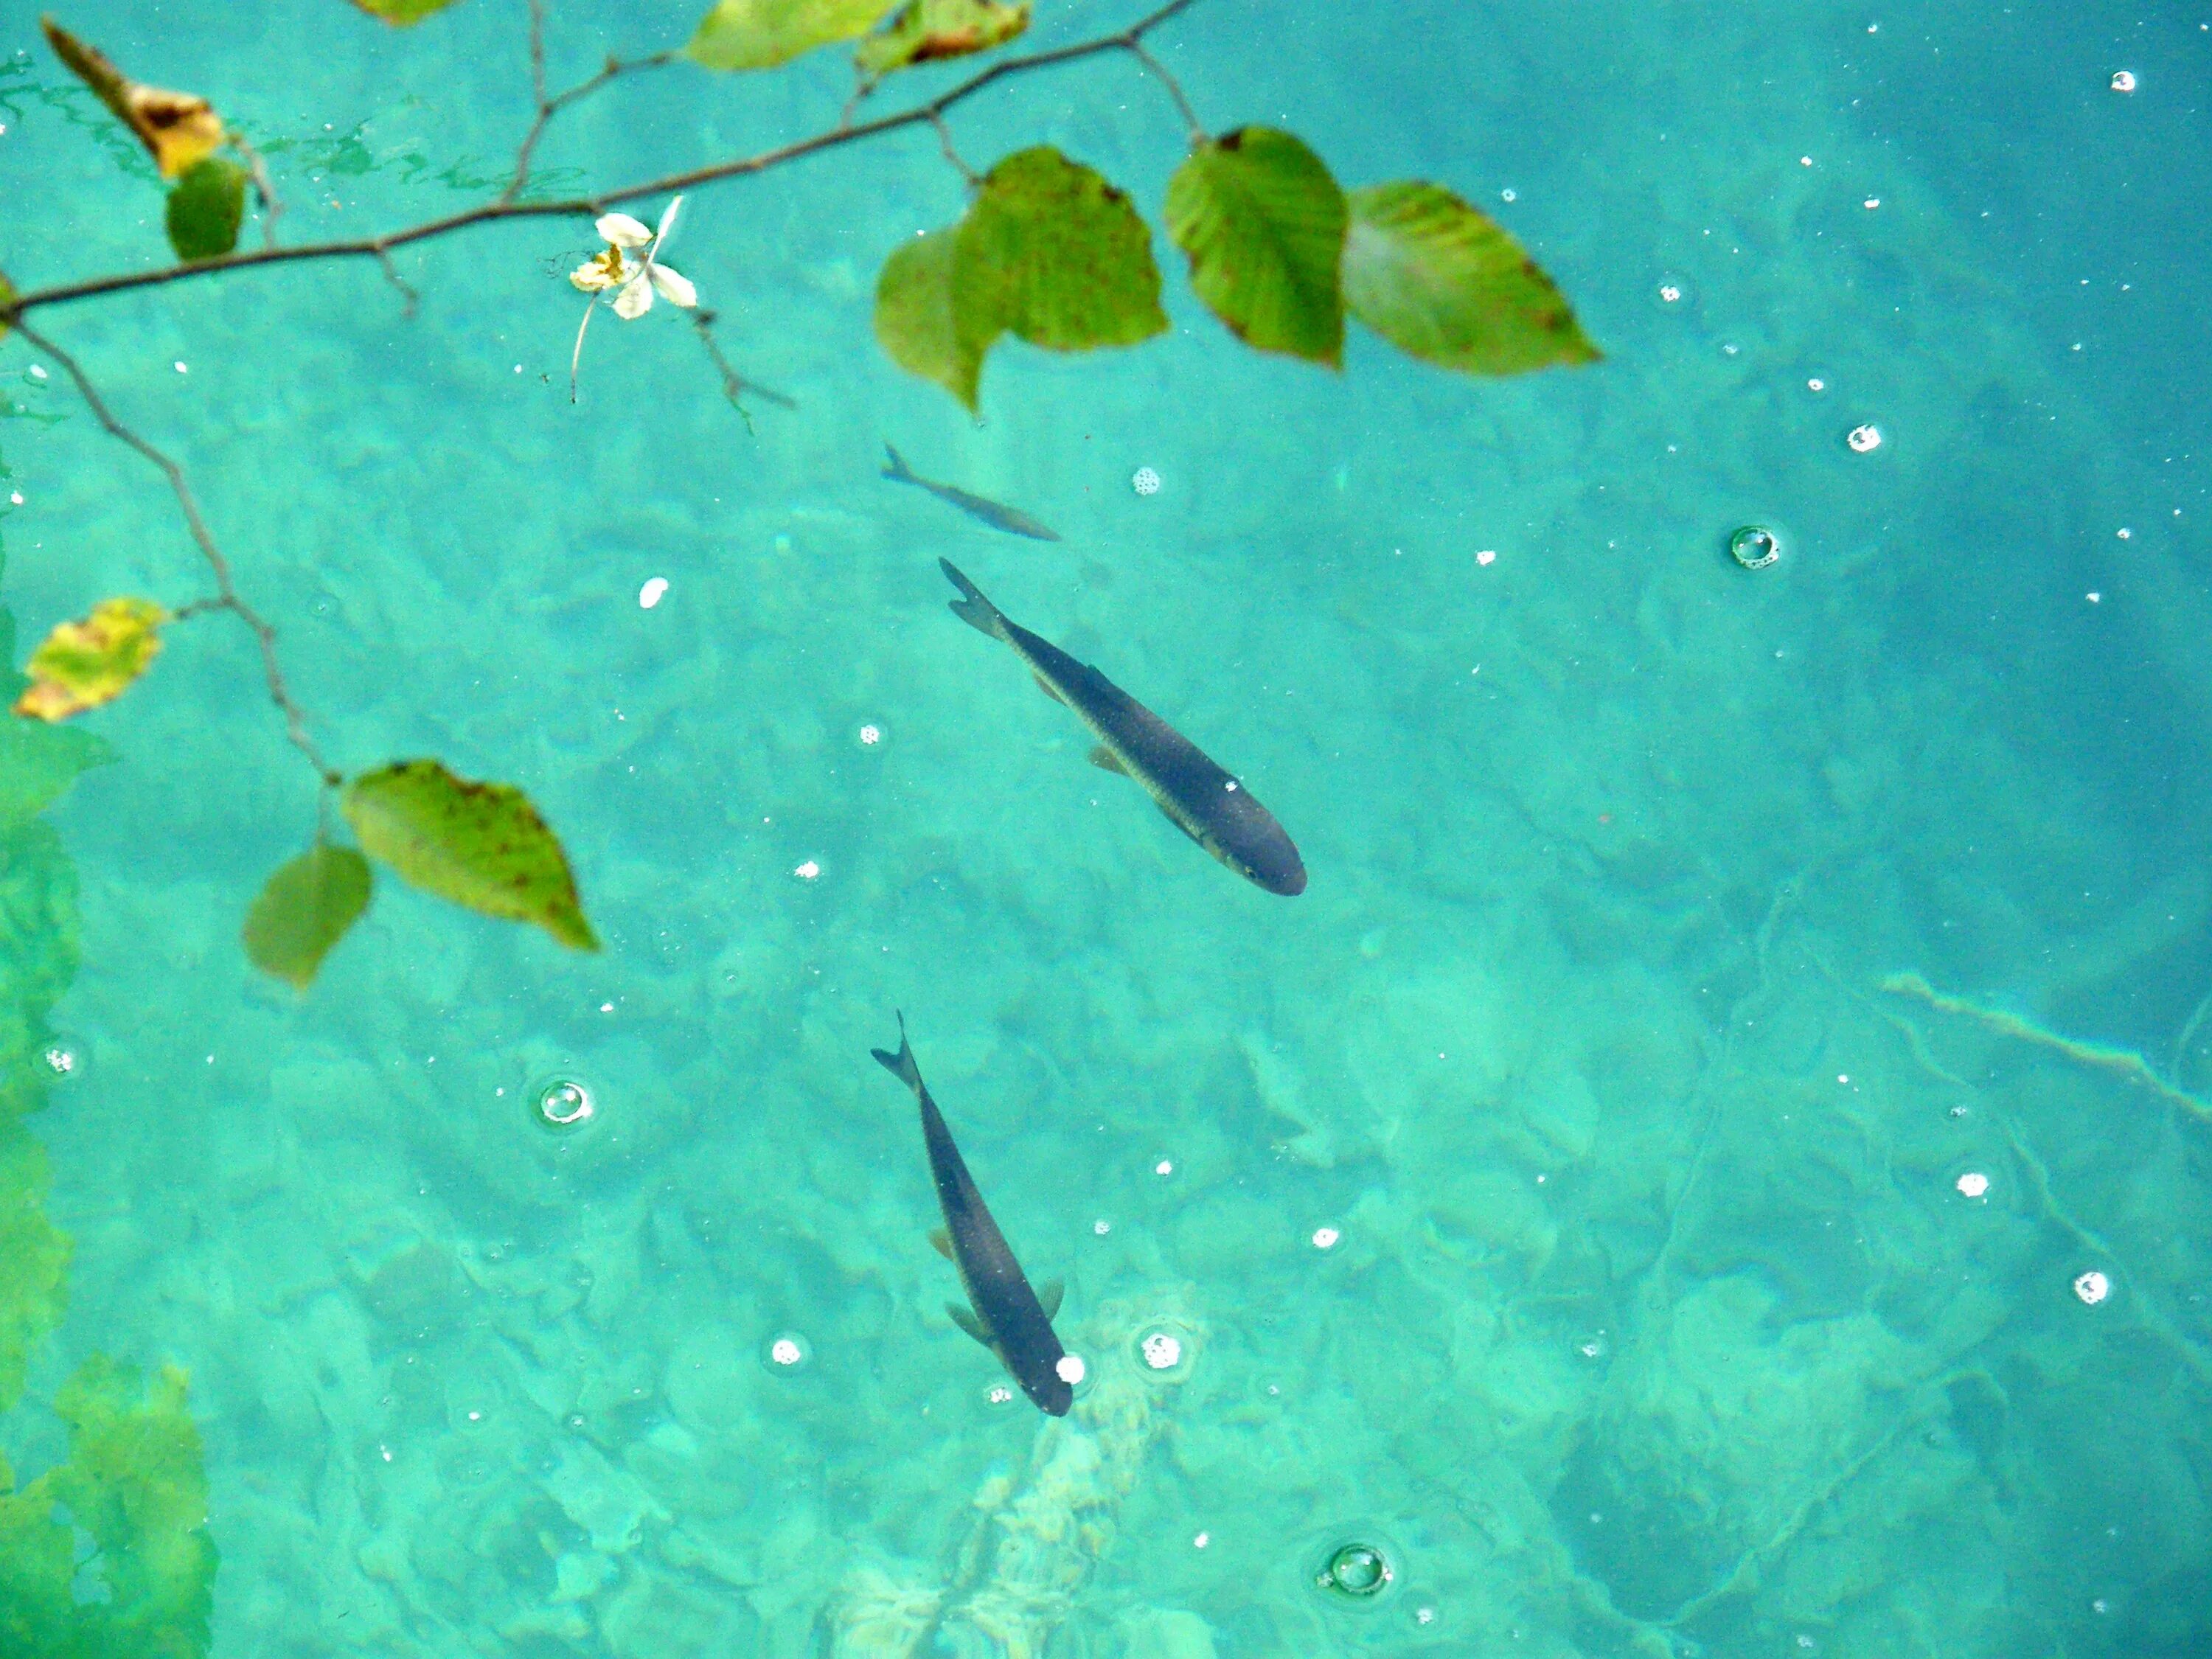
[243,844,372,991]
[874,226,990,411]
[1165,127,1347,366]
[347,0,464,24]
[46,1357,218,1652]
[166,156,248,262]
[957,147,1167,352]
[13,596,168,722]
[341,759,599,950]
[873,149,1166,410]
[1343,181,1599,375]
[686,0,900,69]
[855,0,1029,79]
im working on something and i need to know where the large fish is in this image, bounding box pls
[939,558,1307,897]
[871,1015,1074,1416]
[882,444,1062,541]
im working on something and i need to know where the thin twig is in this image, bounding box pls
[11,319,342,787]
[229,133,285,249]
[525,0,549,110]
[690,309,796,427]
[927,110,981,187]
[1122,38,1205,146]
[1,0,1203,321]
[505,46,678,206]
[374,247,419,317]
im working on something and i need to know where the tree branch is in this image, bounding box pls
[1123,38,1206,147]
[0,0,1203,321]
[9,319,342,787]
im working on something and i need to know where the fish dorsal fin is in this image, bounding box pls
[1034,671,1067,705]
[1158,801,1205,846]
[947,1301,992,1346]
[1037,1279,1064,1321]
[928,1226,954,1260]
[1087,743,1129,776]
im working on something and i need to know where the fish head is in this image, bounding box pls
[1025,1368,1075,1416]
[1205,782,1308,896]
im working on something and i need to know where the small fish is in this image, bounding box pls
[882,444,1062,541]
[939,559,1307,896]
[872,1015,1073,1416]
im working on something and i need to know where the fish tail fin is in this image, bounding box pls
[882,442,913,481]
[870,1012,926,1096]
[939,558,1005,639]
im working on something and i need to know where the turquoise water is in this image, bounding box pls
[4,0,2212,1653]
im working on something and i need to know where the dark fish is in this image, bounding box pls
[939,558,1307,897]
[882,444,1062,541]
[871,1015,1073,1416]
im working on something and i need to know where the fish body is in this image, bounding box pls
[939,558,1307,897]
[872,1017,1073,1416]
[883,444,1062,541]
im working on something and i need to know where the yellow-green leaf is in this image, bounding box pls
[874,226,992,411]
[686,0,900,69]
[40,17,225,179]
[1343,181,1598,375]
[956,147,1166,353]
[1165,127,1346,366]
[0,270,14,344]
[13,598,167,723]
[243,844,372,991]
[341,759,598,950]
[347,0,463,23]
[855,0,1029,79]
[166,156,246,262]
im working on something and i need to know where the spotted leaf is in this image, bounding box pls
[1343,181,1597,375]
[341,759,598,950]
[13,598,168,723]
[855,0,1029,79]
[687,0,901,69]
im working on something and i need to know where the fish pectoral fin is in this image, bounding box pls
[1158,801,1205,846]
[1037,1279,1064,1321]
[1086,744,1130,776]
[928,1226,954,1261]
[1033,672,1067,705]
[946,1302,993,1347]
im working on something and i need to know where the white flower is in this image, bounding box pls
[566,196,698,398]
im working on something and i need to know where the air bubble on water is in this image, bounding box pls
[1311,1226,1341,1251]
[1955,1171,1989,1199]
[1131,467,1161,496]
[40,1042,80,1079]
[2111,70,2136,93]
[2074,1270,2111,1305]
[765,1331,813,1371]
[1315,1542,1395,1601]
[533,1077,594,1130]
[1847,422,1883,453]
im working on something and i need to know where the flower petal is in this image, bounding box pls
[596,212,652,248]
[653,195,684,246]
[648,262,698,308]
[569,261,616,292]
[612,271,655,319]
